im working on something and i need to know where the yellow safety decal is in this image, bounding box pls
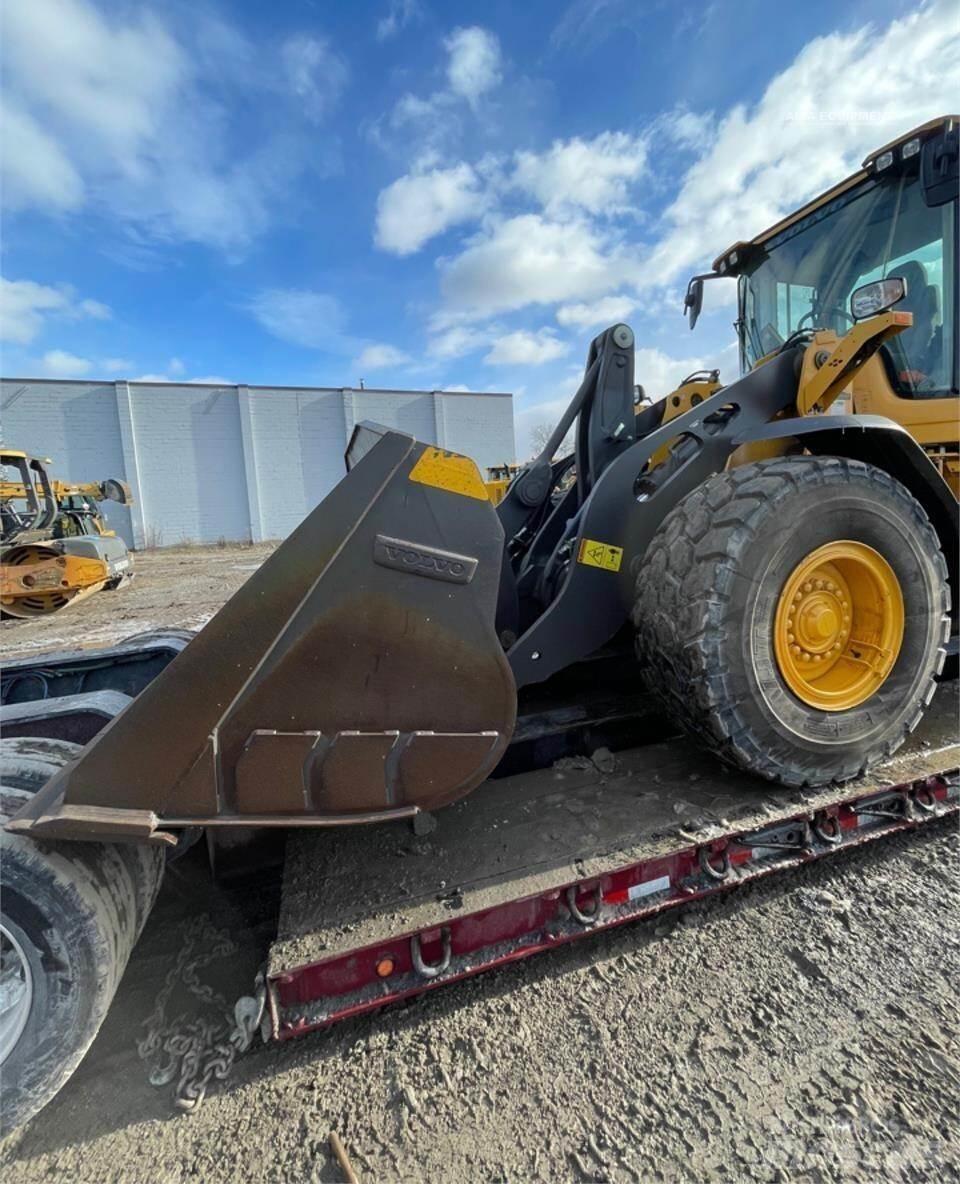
[577,538,623,572]
[409,447,489,501]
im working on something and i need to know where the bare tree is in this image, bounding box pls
[527,421,573,461]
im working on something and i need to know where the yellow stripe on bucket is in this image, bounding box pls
[409,447,489,501]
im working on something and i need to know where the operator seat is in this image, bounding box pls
[892,260,942,396]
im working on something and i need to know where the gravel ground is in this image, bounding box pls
[2,545,958,1183]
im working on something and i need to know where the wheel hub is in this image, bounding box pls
[774,541,904,711]
[0,921,33,1067]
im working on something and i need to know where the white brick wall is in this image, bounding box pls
[1,379,514,547]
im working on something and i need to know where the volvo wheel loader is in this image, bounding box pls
[1,450,133,618]
[1,115,958,1132]
[6,115,959,849]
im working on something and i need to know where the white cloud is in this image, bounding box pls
[427,323,491,360]
[40,349,92,377]
[0,104,84,211]
[246,288,355,351]
[445,27,502,106]
[376,0,423,41]
[0,279,68,344]
[100,357,133,372]
[280,34,349,122]
[355,343,411,370]
[1,0,347,252]
[442,383,472,392]
[0,276,112,344]
[167,357,186,377]
[556,295,637,328]
[375,162,488,255]
[79,298,111,320]
[646,0,960,285]
[485,329,569,366]
[511,132,648,216]
[440,214,626,316]
[373,24,502,159]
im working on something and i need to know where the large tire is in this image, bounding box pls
[0,737,164,1134]
[634,456,950,786]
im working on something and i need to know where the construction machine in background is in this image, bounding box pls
[484,462,521,505]
[0,115,957,1130]
[0,451,133,618]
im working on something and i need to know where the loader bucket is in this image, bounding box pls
[10,425,517,842]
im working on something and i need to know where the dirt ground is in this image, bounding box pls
[0,543,278,655]
[2,545,959,1183]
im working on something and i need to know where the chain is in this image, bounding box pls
[137,914,265,1113]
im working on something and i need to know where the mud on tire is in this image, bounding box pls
[0,737,164,1135]
[633,457,950,787]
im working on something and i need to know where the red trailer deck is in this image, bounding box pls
[266,682,959,1040]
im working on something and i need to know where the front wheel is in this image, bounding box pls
[634,456,950,786]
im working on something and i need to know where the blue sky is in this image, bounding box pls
[1,0,956,453]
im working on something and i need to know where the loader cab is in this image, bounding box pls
[724,117,958,463]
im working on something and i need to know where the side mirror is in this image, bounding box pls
[684,277,704,330]
[850,276,906,321]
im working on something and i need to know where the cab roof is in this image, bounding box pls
[712,115,958,276]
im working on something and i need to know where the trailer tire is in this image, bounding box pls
[633,456,949,786]
[0,737,163,1135]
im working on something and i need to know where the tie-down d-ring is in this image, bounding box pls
[410,927,452,978]
[813,810,843,845]
[566,883,602,925]
[913,783,938,814]
[699,845,730,881]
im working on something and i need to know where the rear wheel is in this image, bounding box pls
[0,737,163,1134]
[633,456,950,786]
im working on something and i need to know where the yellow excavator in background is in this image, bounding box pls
[1,450,133,618]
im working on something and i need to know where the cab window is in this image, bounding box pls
[846,193,954,397]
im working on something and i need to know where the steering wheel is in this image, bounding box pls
[796,306,854,332]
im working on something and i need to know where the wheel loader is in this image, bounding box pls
[6,115,958,847]
[1,115,958,1132]
[0,451,133,618]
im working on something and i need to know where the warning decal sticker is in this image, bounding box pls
[577,538,623,572]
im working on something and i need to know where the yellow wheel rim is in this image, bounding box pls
[773,541,904,711]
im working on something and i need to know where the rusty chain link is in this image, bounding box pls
[136,914,265,1113]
